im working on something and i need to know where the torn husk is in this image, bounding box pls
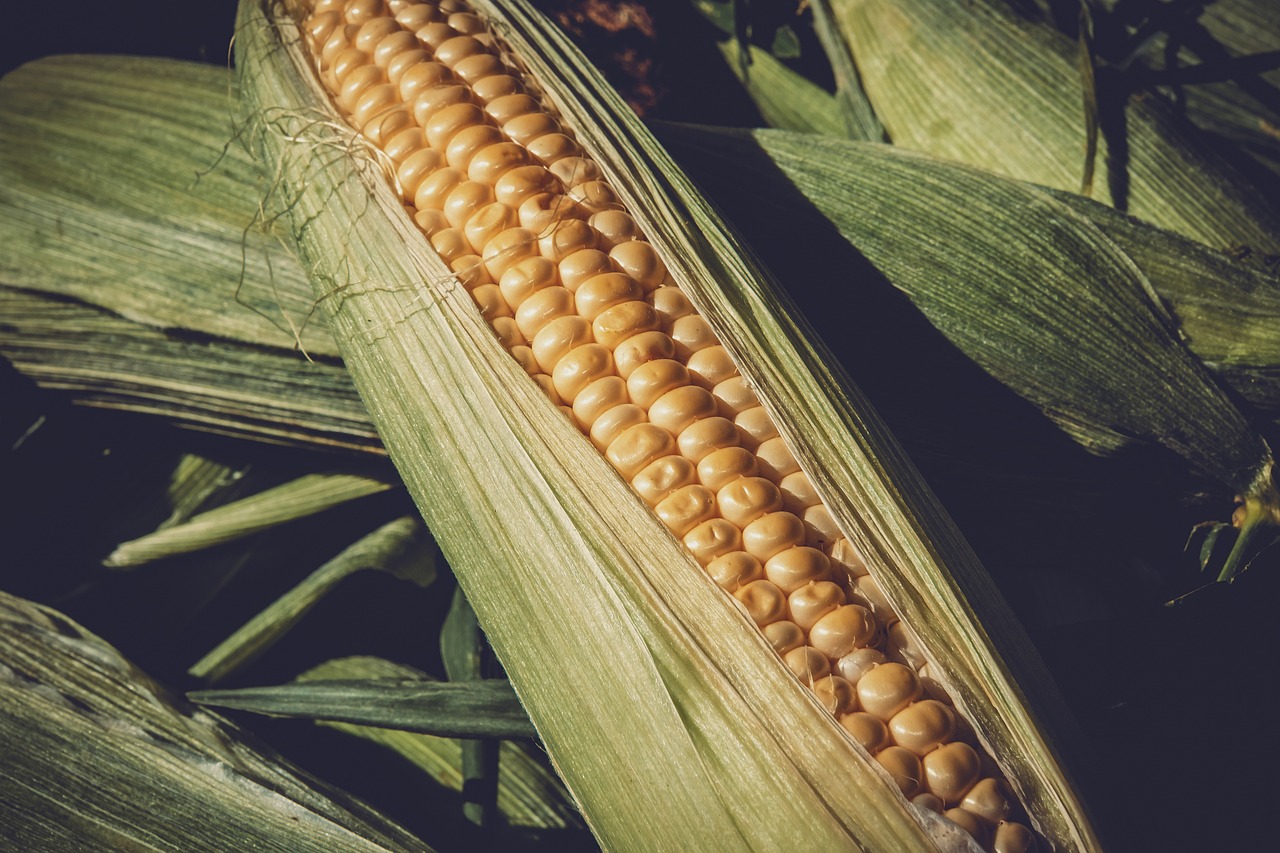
[235,0,1099,849]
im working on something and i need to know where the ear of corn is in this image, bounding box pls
[236,0,1099,849]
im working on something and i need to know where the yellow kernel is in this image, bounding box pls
[607,422,675,479]
[755,437,799,483]
[993,821,1038,853]
[413,166,463,211]
[574,273,642,321]
[374,29,418,67]
[464,201,519,251]
[397,60,451,101]
[412,84,473,127]
[470,283,510,320]
[453,52,505,83]
[809,603,877,660]
[687,345,738,388]
[886,621,927,671]
[305,11,342,47]
[763,545,830,593]
[450,254,492,290]
[735,406,778,450]
[803,504,842,551]
[558,249,613,291]
[505,110,561,145]
[924,742,982,804]
[548,155,602,186]
[781,471,821,516]
[362,106,413,146]
[706,551,763,591]
[654,484,717,537]
[609,240,667,292]
[589,403,648,451]
[631,455,697,506]
[520,192,584,234]
[942,808,989,847]
[386,48,431,85]
[445,125,506,171]
[528,132,582,164]
[961,777,1013,825]
[676,416,741,463]
[742,512,807,562]
[442,180,495,228]
[762,619,805,655]
[530,314,592,374]
[351,82,399,127]
[670,315,719,362]
[912,792,944,814]
[425,101,487,150]
[353,16,398,53]
[384,126,426,163]
[498,255,557,309]
[840,711,890,753]
[494,165,559,208]
[344,0,383,25]
[655,285,696,325]
[570,375,626,429]
[590,209,642,247]
[683,518,742,565]
[514,285,575,339]
[710,378,756,420]
[492,317,526,351]
[876,746,923,798]
[394,1,438,29]
[592,301,661,350]
[552,343,614,404]
[888,700,956,756]
[830,538,870,577]
[835,647,886,685]
[333,49,370,85]
[787,581,846,631]
[430,227,469,262]
[320,25,357,70]
[717,477,783,528]
[570,180,622,214]
[696,446,758,491]
[857,663,922,722]
[416,21,460,50]
[398,146,447,198]
[853,575,898,623]
[338,63,386,111]
[467,142,529,184]
[811,675,857,716]
[648,385,718,434]
[485,92,540,123]
[783,646,830,682]
[447,11,488,34]
[614,330,674,379]
[626,359,688,410]
[473,74,525,104]
[733,580,787,627]
[434,35,488,67]
[539,218,597,262]
[413,207,449,237]
[481,227,538,278]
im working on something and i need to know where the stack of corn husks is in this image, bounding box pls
[1,0,1277,850]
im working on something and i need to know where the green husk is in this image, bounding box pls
[829,0,1280,254]
[0,590,430,852]
[236,0,1098,849]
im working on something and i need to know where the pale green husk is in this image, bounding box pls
[234,0,1098,850]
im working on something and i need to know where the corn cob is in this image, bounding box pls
[285,0,1044,848]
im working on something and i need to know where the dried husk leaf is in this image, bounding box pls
[829,0,1280,254]
[0,590,430,852]
[656,124,1274,492]
[237,0,1097,850]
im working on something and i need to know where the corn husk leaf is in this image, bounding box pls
[190,515,435,683]
[829,0,1280,254]
[105,471,394,567]
[0,55,332,356]
[0,285,377,451]
[656,123,1275,492]
[0,589,431,852]
[296,657,586,832]
[238,0,1098,849]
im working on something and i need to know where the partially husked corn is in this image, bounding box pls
[297,1,1037,848]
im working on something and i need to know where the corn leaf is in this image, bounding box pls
[829,0,1280,254]
[296,657,586,833]
[0,590,431,852]
[657,123,1275,492]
